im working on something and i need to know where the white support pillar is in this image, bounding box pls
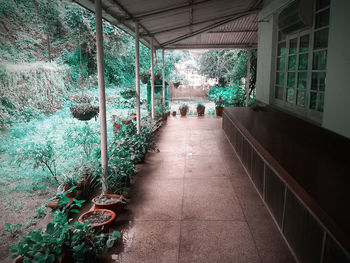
[151,38,155,119]
[246,49,251,107]
[135,22,141,134]
[162,49,165,104]
[95,0,108,193]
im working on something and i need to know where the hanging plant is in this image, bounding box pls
[154,73,161,81]
[140,74,150,84]
[173,81,180,88]
[70,104,99,121]
[120,88,136,100]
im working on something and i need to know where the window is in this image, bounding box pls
[273,0,330,121]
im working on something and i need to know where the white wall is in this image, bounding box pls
[322,0,350,138]
[256,0,293,104]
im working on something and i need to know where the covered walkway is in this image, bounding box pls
[110,116,295,263]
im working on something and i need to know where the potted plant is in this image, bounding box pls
[12,198,120,262]
[196,102,205,116]
[173,81,180,88]
[179,104,189,117]
[70,104,99,121]
[172,111,176,116]
[78,209,116,233]
[140,73,150,84]
[154,73,161,81]
[214,95,225,116]
[120,88,136,100]
[92,194,124,214]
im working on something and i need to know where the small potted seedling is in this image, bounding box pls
[179,104,189,117]
[196,102,205,116]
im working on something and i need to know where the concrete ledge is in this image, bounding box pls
[222,106,350,263]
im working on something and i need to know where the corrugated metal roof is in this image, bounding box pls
[74,0,262,49]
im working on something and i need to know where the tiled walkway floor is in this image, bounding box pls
[110,117,295,263]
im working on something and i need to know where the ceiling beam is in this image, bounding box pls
[123,0,213,21]
[147,9,259,36]
[161,10,258,47]
[207,29,258,33]
[164,44,257,50]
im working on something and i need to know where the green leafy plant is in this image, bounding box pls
[3,223,23,238]
[197,102,205,108]
[179,104,189,111]
[16,139,60,184]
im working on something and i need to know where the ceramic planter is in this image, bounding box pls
[92,194,123,214]
[215,106,224,116]
[78,209,116,233]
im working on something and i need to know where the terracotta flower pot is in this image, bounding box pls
[172,111,176,116]
[113,123,122,133]
[129,114,137,121]
[78,209,116,233]
[197,106,205,116]
[121,119,131,126]
[215,106,224,116]
[167,112,170,117]
[162,112,168,121]
[92,194,123,214]
[63,186,76,198]
[180,109,187,117]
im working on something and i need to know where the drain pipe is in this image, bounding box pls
[151,38,155,119]
[135,22,141,134]
[95,0,108,193]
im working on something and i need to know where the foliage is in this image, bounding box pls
[197,102,205,108]
[179,104,189,111]
[3,223,23,238]
[16,138,60,184]
[208,84,248,107]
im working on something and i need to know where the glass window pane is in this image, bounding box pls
[316,0,330,10]
[275,86,284,100]
[289,38,297,54]
[309,92,317,110]
[288,55,297,70]
[287,88,296,103]
[297,90,306,107]
[314,28,329,49]
[315,9,330,29]
[317,93,324,112]
[313,50,327,70]
[277,57,285,70]
[278,42,286,56]
[287,72,296,88]
[311,72,326,91]
[298,54,308,70]
[276,72,285,86]
[297,72,307,89]
[278,31,286,42]
[299,35,309,52]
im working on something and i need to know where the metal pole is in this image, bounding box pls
[95,0,108,193]
[246,49,251,107]
[151,38,155,119]
[162,49,165,104]
[135,22,141,134]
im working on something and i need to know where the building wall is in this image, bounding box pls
[256,0,350,138]
[322,0,350,138]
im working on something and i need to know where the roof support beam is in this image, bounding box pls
[135,21,141,134]
[127,0,213,21]
[164,44,257,49]
[95,0,108,194]
[207,29,258,33]
[150,38,155,119]
[147,9,258,36]
[161,10,258,47]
